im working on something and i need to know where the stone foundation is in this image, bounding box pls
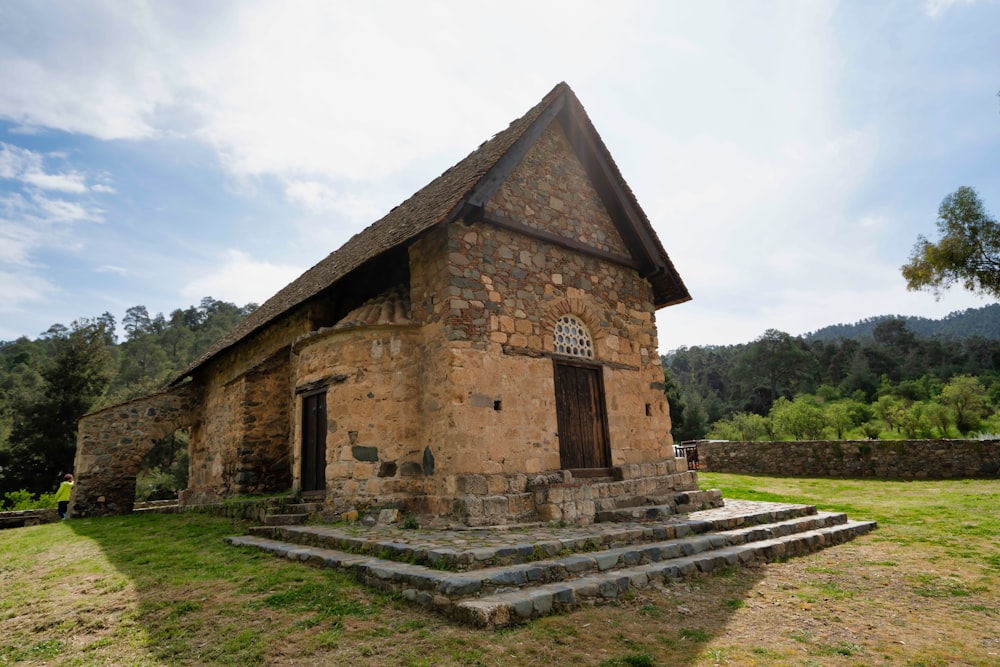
[317,456,703,527]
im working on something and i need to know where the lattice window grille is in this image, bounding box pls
[553,315,594,359]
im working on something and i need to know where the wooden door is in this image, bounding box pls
[554,360,611,472]
[301,391,327,493]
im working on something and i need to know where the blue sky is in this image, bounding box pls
[1,0,998,350]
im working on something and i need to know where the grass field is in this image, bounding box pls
[1,474,998,666]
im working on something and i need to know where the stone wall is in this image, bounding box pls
[488,121,631,256]
[292,324,428,508]
[236,351,292,493]
[184,308,312,504]
[698,439,1000,479]
[73,383,202,516]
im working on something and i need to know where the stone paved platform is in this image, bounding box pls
[227,500,877,627]
[248,499,817,569]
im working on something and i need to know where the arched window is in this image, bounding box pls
[553,315,594,359]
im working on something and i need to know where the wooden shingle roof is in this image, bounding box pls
[171,82,689,385]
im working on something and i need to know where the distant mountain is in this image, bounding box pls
[804,304,1000,342]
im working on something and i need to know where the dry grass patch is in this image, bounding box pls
[0,475,998,665]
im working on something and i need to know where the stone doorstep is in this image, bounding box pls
[263,513,310,526]
[595,489,725,522]
[247,501,823,572]
[226,517,876,628]
[283,502,325,514]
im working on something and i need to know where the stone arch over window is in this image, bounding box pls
[542,298,603,359]
[553,315,594,359]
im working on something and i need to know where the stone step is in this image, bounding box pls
[451,520,877,628]
[595,489,725,522]
[283,503,325,515]
[262,512,310,526]
[246,500,820,572]
[226,515,875,628]
[231,510,847,596]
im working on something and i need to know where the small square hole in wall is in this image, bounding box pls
[494,399,502,411]
[645,403,652,417]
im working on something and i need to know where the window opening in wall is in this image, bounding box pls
[553,315,594,359]
[645,403,652,417]
[494,399,502,411]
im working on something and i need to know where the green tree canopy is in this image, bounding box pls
[1,318,114,494]
[902,186,1000,299]
[732,329,815,409]
[938,374,991,434]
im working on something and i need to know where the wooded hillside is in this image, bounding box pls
[664,311,1000,442]
[805,304,1000,342]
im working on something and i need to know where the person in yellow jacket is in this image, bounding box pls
[54,473,74,519]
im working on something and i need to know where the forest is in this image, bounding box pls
[664,306,1000,443]
[0,297,256,507]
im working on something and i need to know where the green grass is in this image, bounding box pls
[2,475,999,665]
[699,473,1000,573]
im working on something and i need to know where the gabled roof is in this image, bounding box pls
[171,82,689,385]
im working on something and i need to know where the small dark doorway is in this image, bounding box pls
[553,360,611,473]
[301,390,327,493]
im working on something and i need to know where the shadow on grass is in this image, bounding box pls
[63,512,393,665]
[61,510,770,666]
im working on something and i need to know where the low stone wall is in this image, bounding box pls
[0,508,59,529]
[698,439,1000,479]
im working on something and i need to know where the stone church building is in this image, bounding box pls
[72,83,710,525]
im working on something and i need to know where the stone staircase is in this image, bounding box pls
[260,501,324,526]
[225,499,876,628]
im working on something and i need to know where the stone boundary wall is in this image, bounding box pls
[0,508,59,529]
[698,439,1000,479]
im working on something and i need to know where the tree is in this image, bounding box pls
[902,187,1000,299]
[732,330,815,409]
[770,396,826,440]
[662,366,686,438]
[706,411,769,441]
[1,318,114,495]
[824,400,856,439]
[938,375,991,434]
[122,305,152,340]
[874,395,905,433]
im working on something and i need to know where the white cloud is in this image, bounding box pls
[0,218,37,265]
[0,2,630,183]
[21,170,88,193]
[96,264,129,275]
[34,195,101,223]
[179,249,303,307]
[0,269,57,319]
[0,142,99,193]
[0,141,111,334]
[925,0,978,18]
[283,180,381,222]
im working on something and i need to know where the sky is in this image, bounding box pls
[1,0,999,351]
